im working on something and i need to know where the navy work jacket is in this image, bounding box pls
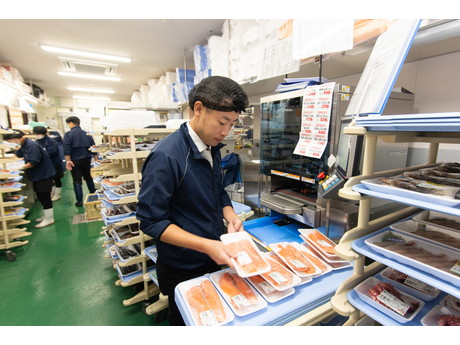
[136,122,233,270]
[63,126,95,161]
[16,138,55,182]
[36,135,62,166]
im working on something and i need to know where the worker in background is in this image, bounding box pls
[4,130,56,228]
[63,116,97,207]
[137,76,249,325]
[33,126,64,201]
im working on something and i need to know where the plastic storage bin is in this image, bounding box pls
[84,193,102,220]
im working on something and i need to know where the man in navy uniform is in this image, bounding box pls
[63,116,97,207]
[4,130,56,228]
[33,126,64,201]
[136,76,249,325]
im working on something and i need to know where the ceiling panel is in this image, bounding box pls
[0,19,224,101]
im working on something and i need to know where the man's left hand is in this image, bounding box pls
[227,216,244,233]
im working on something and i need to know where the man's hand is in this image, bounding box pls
[227,216,244,233]
[201,239,236,268]
[66,160,75,171]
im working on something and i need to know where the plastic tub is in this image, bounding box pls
[354,276,425,324]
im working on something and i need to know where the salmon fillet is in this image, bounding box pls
[226,239,268,275]
[273,243,316,273]
[307,231,336,255]
[219,272,257,309]
[261,256,294,287]
[186,281,227,325]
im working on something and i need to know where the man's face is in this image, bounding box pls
[196,107,239,147]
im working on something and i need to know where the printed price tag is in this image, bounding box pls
[268,271,289,285]
[404,276,436,295]
[317,240,333,248]
[290,259,307,269]
[236,251,253,266]
[259,281,276,294]
[450,261,460,275]
[231,293,251,309]
[377,290,410,316]
[199,309,218,326]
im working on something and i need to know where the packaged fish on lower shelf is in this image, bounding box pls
[379,267,440,301]
[355,276,424,324]
[440,294,460,314]
[178,276,234,326]
[209,269,267,317]
[421,305,460,326]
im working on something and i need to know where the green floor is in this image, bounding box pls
[0,172,168,326]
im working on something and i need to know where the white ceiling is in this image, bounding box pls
[0,19,225,101]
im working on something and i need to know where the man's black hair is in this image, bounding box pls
[33,126,48,135]
[3,130,25,140]
[188,76,249,114]
[65,116,80,125]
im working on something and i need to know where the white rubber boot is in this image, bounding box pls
[51,187,62,201]
[50,186,55,199]
[36,212,44,223]
[35,208,55,228]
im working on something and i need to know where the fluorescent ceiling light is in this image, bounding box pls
[73,95,111,101]
[41,45,131,63]
[58,71,121,81]
[67,87,115,94]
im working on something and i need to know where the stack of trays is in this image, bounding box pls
[355,112,460,132]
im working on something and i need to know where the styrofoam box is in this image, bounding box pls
[365,230,460,287]
[420,305,460,326]
[177,276,234,326]
[220,231,270,277]
[354,276,425,324]
[209,268,267,317]
[380,267,440,301]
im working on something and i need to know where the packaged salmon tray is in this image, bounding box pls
[221,231,271,277]
[178,277,234,326]
[292,242,332,277]
[269,242,321,278]
[210,268,267,317]
[301,241,352,270]
[299,229,343,261]
[266,250,313,286]
[258,252,301,291]
[247,273,295,303]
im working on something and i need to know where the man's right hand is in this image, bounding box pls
[201,239,236,268]
[66,160,75,171]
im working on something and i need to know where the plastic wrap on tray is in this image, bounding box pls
[365,230,460,287]
[258,252,301,291]
[355,276,424,324]
[209,269,267,317]
[440,294,460,314]
[421,305,460,326]
[379,267,440,301]
[269,242,321,278]
[179,277,234,326]
[220,231,270,277]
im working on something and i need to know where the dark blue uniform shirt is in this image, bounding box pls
[63,126,95,161]
[36,135,62,166]
[136,123,233,270]
[15,138,56,182]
